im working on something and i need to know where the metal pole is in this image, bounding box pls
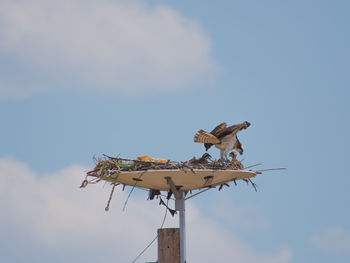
[165,177,186,263]
[175,191,186,263]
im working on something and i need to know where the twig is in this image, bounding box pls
[105,183,118,211]
[122,171,146,212]
[244,163,262,169]
[181,163,196,174]
[255,168,286,172]
[80,179,88,188]
[248,178,258,192]
[123,182,137,211]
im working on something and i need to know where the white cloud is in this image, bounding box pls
[0,0,217,99]
[309,227,350,255]
[0,156,291,263]
[187,215,292,263]
[204,193,270,233]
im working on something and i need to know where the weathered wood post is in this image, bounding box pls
[158,228,180,263]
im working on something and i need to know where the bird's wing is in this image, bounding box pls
[210,122,227,137]
[194,129,221,144]
[233,135,244,154]
[217,121,251,138]
[234,135,242,148]
[202,123,226,150]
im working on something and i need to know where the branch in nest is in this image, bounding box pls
[80,179,88,188]
[255,168,286,172]
[105,183,118,211]
[244,163,262,169]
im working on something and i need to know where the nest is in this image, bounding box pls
[86,153,245,181]
[80,153,279,212]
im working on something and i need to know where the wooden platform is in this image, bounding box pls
[99,169,257,191]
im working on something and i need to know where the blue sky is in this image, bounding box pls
[0,0,349,262]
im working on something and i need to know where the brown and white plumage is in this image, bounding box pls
[194,121,250,160]
[229,152,244,170]
[193,130,220,144]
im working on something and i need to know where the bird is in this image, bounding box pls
[187,153,212,165]
[194,121,250,160]
[229,152,244,170]
[229,152,250,184]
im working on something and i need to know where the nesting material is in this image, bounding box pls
[83,154,257,191]
[87,153,245,177]
[81,154,266,211]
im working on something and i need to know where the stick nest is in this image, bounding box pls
[86,153,245,181]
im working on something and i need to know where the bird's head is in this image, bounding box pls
[204,143,212,151]
[202,153,212,161]
[244,121,251,129]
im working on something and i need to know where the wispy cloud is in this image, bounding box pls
[309,227,350,255]
[0,0,217,99]
[0,156,291,263]
[204,194,270,233]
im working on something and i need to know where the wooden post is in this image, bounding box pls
[158,228,180,263]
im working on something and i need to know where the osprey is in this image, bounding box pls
[187,153,212,165]
[194,121,250,160]
[229,152,244,170]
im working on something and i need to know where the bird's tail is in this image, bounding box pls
[194,130,220,144]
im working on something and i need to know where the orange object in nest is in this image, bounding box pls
[137,155,168,163]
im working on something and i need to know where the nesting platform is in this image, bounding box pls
[97,169,256,191]
[84,155,258,192]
